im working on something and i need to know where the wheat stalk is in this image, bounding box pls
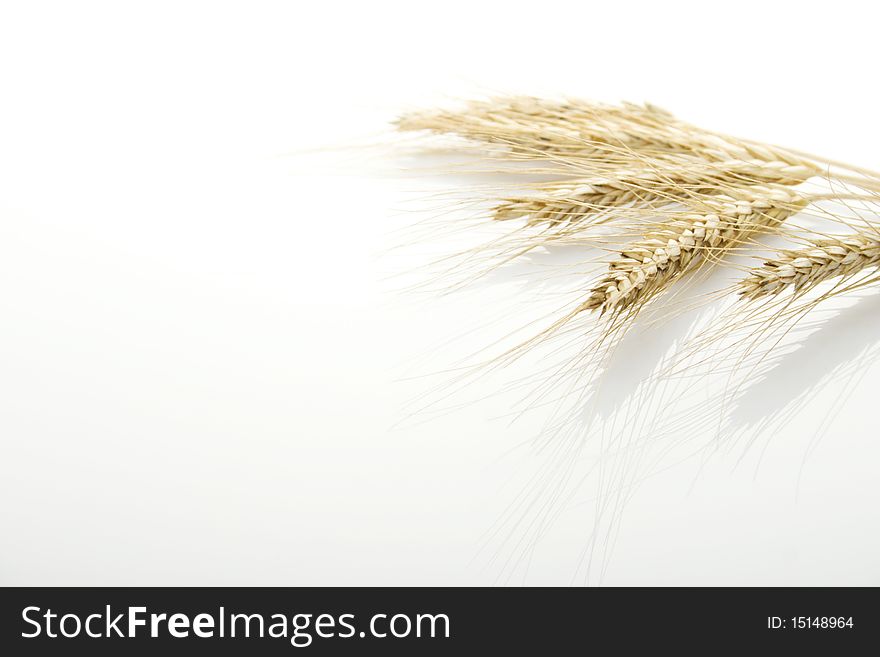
[397,95,880,327]
[740,232,880,300]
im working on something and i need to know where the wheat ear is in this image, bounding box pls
[396,97,681,161]
[493,158,812,230]
[397,97,831,179]
[740,232,880,300]
[583,186,806,313]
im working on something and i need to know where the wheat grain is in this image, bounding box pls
[740,233,880,300]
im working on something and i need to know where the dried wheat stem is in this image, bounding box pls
[583,186,806,313]
[739,233,880,300]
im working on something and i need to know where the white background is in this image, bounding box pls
[1,0,878,585]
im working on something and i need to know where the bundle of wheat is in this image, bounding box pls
[396,97,880,586]
[398,97,880,334]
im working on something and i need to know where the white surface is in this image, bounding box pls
[0,0,878,585]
